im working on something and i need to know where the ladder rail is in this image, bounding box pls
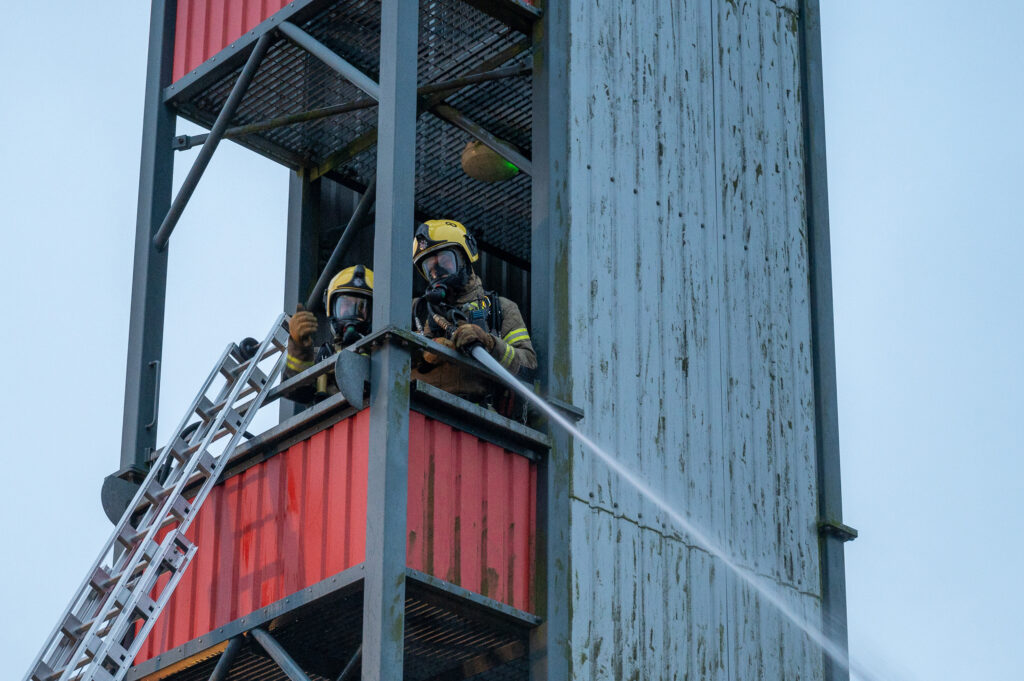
[62,316,288,681]
[26,316,290,681]
[23,343,238,681]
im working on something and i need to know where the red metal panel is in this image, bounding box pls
[136,410,370,663]
[172,0,290,82]
[136,408,533,663]
[406,413,536,613]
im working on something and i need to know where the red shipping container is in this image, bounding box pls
[136,408,535,663]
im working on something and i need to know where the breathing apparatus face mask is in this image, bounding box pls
[329,294,370,345]
[420,248,468,304]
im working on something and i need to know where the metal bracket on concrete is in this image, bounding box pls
[334,349,370,410]
[818,519,858,542]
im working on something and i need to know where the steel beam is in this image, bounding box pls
[361,0,418,679]
[276,39,525,192]
[120,0,177,474]
[172,65,531,151]
[153,31,272,251]
[431,103,532,175]
[207,636,243,681]
[279,21,381,100]
[250,628,312,681]
[312,41,531,180]
[799,1,850,680]
[458,0,541,35]
[529,0,572,677]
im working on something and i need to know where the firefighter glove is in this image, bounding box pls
[421,337,455,365]
[289,304,318,347]
[452,323,494,353]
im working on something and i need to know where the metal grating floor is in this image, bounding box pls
[171,0,533,262]
[134,574,533,681]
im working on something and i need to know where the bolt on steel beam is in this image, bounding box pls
[153,31,272,251]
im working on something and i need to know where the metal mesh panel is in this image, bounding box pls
[170,0,533,261]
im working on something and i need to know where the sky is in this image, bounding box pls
[1,1,1022,679]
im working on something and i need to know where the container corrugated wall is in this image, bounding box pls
[136,409,535,662]
[566,0,822,678]
[137,410,371,663]
[407,412,537,613]
[173,0,290,82]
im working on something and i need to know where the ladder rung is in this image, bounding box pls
[86,565,113,595]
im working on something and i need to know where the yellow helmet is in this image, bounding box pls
[324,264,373,314]
[412,219,479,279]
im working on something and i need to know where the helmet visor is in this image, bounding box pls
[420,249,461,283]
[331,294,369,321]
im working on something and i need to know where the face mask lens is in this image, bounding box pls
[423,249,460,283]
[332,295,368,321]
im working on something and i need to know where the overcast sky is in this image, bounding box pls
[2,2,1021,679]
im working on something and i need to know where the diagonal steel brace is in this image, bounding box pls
[278,22,532,178]
[153,32,273,251]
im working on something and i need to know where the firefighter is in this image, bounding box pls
[411,219,536,413]
[284,265,373,401]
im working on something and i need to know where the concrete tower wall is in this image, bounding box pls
[564,0,825,678]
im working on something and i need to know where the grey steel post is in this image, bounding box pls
[799,1,850,680]
[153,31,273,251]
[361,0,418,678]
[280,169,321,421]
[529,0,571,678]
[120,0,177,475]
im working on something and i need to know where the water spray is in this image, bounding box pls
[468,345,882,681]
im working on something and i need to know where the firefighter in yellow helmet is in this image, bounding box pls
[284,265,373,399]
[412,219,536,414]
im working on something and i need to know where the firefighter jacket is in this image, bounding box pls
[412,274,536,405]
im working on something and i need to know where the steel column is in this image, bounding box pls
[529,0,571,678]
[250,628,312,681]
[120,0,177,474]
[153,32,273,251]
[361,1,418,679]
[280,168,321,421]
[799,2,850,681]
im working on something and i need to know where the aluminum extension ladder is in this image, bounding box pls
[25,315,290,681]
